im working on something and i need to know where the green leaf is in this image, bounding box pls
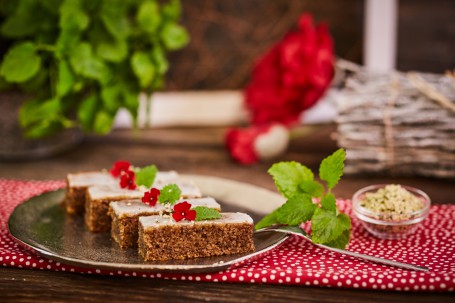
[69,43,110,83]
[78,95,98,132]
[161,0,181,21]
[60,0,89,31]
[93,109,114,135]
[299,180,324,198]
[276,195,316,226]
[268,162,314,199]
[19,98,61,128]
[319,149,346,190]
[131,51,155,88]
[137,0,161,34]
[151,45,169,75]
[311,208,350,245]
[160,22,189,50]
[321,193,336,214]
[1,0,39,38]
[255,210,279,230]
[23,119,63,138]
[56,60,74,97]
[101,85,122,113]
[0,42,41,82]
[136,165,158,188]
[158,183,181,205]
[96,39,128,63]
[100,0,130,40]
[193,206,221,221]
[324,229,351,249]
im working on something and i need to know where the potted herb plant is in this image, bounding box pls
[0,0,189,159]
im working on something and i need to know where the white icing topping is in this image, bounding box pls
[139,212,253,230]
[111,197,221,217]
[67,172,117,187]
[88,179,201,200]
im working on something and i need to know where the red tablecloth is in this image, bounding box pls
[0,179,454,291]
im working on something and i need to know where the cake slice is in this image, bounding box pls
[109,197,221,248]
[64,171,117,215]
[85,179,202,232]
[138,213,255,261]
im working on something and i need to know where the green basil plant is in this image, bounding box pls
[0,0,189,138]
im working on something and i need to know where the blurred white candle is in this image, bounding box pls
[364,0,398,72]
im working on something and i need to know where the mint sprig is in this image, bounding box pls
[158,183,181,205]
[255,148,351,249]
[135,165,158,187]
[193,206,221,221]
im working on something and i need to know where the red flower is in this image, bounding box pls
[119,170,137,190]
[110,160,131,178]
[172,201,196,222]
[245,13,334,126]
[225,124,289,165]
[142,188,160,206]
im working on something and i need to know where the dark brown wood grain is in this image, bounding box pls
[0,125,453,302]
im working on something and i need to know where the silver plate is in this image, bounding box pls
[8,174,288,273]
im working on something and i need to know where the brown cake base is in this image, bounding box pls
[138,214,255,261]
[109,209,157,248]
[85,198,114,233]
[64,186,86,215]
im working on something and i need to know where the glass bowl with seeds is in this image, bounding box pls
[352,184,431,239]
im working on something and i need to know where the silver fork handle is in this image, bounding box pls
[255,227,429,272]
[313,242,429,272]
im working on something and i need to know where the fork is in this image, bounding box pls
[255,225,429,272]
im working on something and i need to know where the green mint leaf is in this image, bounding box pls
[319,149,346,190]
[78,95,98,132]
[193,206,221,221]
[324,229,351,249]
[162,0,181,20]
[131,51,156,88]
[19,98,61,128]
[136,165,158,188]
[268,162,313,199]
[158,183,181,205]
[96,39,128,63]
[255,210,280,230]
[101,85,123,113]
[160,22,189,50]
[93,109,114,135]
[100,1,130,40]
[69,43,110,84]
[151,45,169,75]
[276,195,316,226]
[311,208,351,246]
[321,193,336,214]
[0,42,41,82]
[0,1,39,38]
[56,60,74,97]
[137,0,161,34]
[299,180,324,198]
[60,0,89,32]
[23,119,62,139]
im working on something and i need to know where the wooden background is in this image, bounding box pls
[165,0,454,90]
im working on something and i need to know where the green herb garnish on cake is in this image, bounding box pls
[256,148,351,249]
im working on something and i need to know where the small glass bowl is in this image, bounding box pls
[352,184,431,239]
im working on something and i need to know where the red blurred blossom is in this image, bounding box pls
[110,160,131,178]
[245,13,334,126]
[119,170,137,190]
[172,201,196,222]
[225,124,289,165]
[141,188,160,206]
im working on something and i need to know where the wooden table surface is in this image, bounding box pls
[0,124,453,302]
